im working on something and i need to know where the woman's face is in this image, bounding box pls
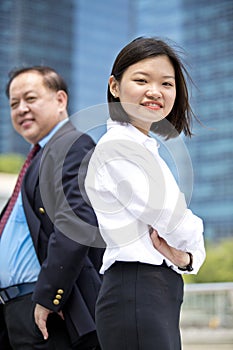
[109,55,176,134]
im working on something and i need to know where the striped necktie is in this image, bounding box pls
[0,144,40,237]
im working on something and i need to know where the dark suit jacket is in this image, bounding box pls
[1,121,104,347]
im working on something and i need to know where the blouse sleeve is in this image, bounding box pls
[85,137,205,273]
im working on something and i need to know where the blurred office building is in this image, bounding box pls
[0,0,232,241]
[0,0,75,154]
[180,1,233,241]
[74,0,233,241]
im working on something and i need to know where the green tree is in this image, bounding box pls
[0,153,24,174]
[184,238,233,283]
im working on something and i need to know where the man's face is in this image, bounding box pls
[9,71,67,144]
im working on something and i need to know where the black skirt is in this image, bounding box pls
[96,261,184,350]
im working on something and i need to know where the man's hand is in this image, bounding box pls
[34,303,64,340]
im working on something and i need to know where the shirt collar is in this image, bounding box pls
[38,118,69,148]
[107,118,160,151]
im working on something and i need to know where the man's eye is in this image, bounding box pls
[27,96,36,101]
[10,102,18,109]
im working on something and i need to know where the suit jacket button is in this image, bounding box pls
[39,207,45,214]
[55,295,62,300]
[53,299,60,305]
[57,289,64,294]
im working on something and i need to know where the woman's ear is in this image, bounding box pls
[109,75,119,98]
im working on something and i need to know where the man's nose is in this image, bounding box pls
[18,100,29,114]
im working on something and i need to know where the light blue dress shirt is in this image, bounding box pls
[0,119,68,288]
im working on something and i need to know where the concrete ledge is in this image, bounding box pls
[181,328,233,345]
[0,173,17,210]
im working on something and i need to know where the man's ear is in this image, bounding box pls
[56,90,68,109]
[109,75,119,98]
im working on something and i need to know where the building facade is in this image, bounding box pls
[0,0,75,154]
[181,0,233,240]
[72,0,233,241]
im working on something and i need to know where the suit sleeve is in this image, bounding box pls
[33,132,101,312]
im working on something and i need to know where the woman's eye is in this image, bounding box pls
[163,82,173,87]
[134,79,147,83]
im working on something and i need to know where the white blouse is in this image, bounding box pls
[85,119,206,274]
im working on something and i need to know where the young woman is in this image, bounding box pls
[85,37,206,350]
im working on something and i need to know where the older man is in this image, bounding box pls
[0,66,103,350]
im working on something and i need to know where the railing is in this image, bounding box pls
[181,282,233,329]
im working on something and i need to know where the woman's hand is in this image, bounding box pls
[149,228,190,268]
